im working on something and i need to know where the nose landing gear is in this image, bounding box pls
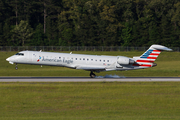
[90,71,96,78]
[15,63,18,70]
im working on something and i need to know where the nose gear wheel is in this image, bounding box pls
[90,71,96,78]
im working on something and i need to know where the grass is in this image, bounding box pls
[1,51,180,120]
[1,51,180,77]
[0,82,180,120]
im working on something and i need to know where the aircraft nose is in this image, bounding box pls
[6,57,10,61]
[6,57,14,64]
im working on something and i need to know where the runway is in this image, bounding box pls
[0,77,180,82]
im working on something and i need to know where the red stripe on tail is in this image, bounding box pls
[136,60,154,63]
[147,57,157,59]
[153,50,161,52]
[150,53,160,55]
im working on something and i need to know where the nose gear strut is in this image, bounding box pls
[15,63,18,70]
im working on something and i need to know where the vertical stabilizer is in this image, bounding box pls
[133,45,172,67]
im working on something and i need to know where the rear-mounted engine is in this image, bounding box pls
[117,56,135,65]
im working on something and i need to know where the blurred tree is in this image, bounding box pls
[0,0,180,47]
[11,20,33,46]
[121,22,132,46]
[3,21,13,46]
[148,20,160,45]
[172,2,180,28]
[30,23,44,46]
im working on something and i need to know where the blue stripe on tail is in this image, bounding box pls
[140,49,153,58]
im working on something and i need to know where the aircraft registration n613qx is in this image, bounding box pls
[6,44,172,78]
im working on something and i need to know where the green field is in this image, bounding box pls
[1,51,180,77]
[1,51,180,120]
[0,82,180,120]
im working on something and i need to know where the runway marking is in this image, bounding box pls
[0,77,180,82]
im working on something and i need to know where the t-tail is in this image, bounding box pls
[132,45,172,68]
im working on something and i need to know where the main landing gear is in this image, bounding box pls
[15,63,18,70]
[90,71,96,78]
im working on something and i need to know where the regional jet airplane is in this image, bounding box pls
[6,45,172,78]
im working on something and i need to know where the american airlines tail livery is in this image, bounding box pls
[6,45,172,78]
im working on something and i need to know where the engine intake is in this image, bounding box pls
[117,56,135,65]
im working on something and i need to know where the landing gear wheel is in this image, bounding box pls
[90,71,96,78]
[15,64,18,70]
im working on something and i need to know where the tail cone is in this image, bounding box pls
[152,63,157,67]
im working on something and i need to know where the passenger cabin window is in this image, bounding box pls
[15,53,24,56]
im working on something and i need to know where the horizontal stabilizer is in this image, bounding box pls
[149,44,172,51]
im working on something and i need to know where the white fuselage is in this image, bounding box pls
[6,45,172,77]
[6,51,148,72]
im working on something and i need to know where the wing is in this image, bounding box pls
[75,62,116,71]
[76,65,106,71]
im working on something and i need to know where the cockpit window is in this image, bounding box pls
[15,53,24,56]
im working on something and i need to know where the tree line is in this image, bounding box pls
[0,0,180,47]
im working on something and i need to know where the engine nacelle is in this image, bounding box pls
[117,56,135,65]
